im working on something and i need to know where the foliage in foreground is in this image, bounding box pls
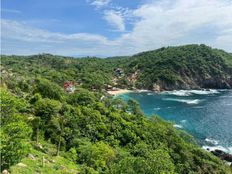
[1,84,231,174]
[1,45,232,173]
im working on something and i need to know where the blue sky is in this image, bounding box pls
[1,0,232,56]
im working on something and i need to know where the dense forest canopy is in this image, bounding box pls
[1,44,232,173]
[2,44,232,92]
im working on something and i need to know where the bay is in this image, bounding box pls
[118,89,232,154]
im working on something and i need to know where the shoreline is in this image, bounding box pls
[107,89,132,96]
[106,88,232,99]
[107,88,231,96]
[106,89,152,96]
[107,88,232,164]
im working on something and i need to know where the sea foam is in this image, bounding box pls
[180,120,187,123]
[189,89,219,95]
[163,98,202,104]
[161,90,191,96]
[147,93,153,95]
[160,89,220,96]
[202,145,232,155]
[173,124,183,129]
[205,138,219,145]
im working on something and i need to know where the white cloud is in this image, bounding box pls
[1,19,109,43]
[104,10,125,31]
[89,0,111,8]
[1,19,117,56]
[1,0,232,56]
[125,0,232,52]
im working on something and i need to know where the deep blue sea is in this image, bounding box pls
[118,89,232,154]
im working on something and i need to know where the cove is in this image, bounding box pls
[118,89,232,154]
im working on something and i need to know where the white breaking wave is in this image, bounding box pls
[202,145,232,155]
[147,93,153,95]
[228,147,232,154]
[203,138,232,154]
[137,89,150,93]
[189,89,219,95]
[153,107,161,111]
[218,89,231,92]
[160,90,192,96]
[180,120,187,123]
[163,98,203,104]
[205,138,219,145]
[173,124,183,129]
[160,89,220,96]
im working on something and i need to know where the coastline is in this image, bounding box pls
[110,88,232,163]
[106,88,230,96]
[107,88,152,96]
[107,89,132,96]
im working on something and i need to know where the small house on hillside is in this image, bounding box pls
[114,68,124,77]
[64,81,75,93]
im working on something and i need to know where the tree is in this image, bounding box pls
[33,78,64,100]
[67,89,96,106]
[146,149,176,174]
[1,120,32,169]
[47,115,67,156]
[34,98,61,121]
[31,116,42,143]
[77,141,116,172]
[111,149,176,174]
[127,99,143,116]
[0,89,27,125]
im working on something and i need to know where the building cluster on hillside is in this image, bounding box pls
[114,68,124,77]
[63,81,75,93]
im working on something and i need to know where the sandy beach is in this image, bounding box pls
[107,89,132,96]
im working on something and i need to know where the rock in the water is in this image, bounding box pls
[222,153,232,162]
[2,170,10,174]
[211,149,232,162]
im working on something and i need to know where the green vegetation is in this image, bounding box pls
[1,44,232,174]
[129,44,232,90]
[1,44,232,91]
[9,142,80,174]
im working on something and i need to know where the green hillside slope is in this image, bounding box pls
[2,44,232,91]
[1,44,232,174]
[126,44,232,90]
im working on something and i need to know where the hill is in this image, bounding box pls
[124,44,232,90]
[1,44,232,174]
[1,44,232,91]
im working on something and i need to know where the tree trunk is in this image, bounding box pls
[36,127,39,144]
[56,135,61,156]
[42,156,45,167]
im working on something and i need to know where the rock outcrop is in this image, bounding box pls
[211,149,232,162]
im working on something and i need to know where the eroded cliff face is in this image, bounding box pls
[119,45,232,91]
[152,78,232,91]
[125,67,232,91]
[151,74,232,91]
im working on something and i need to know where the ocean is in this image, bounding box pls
[118,89,232,154]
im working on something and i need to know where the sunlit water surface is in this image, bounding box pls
[119,89,232,154]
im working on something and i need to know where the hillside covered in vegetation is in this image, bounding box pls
[1,44,232,92]
[1,44,232,174]
[127,44,232,90]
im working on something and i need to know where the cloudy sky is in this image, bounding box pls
[1,0,232,57]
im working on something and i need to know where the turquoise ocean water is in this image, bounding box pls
[119,90,232,154]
